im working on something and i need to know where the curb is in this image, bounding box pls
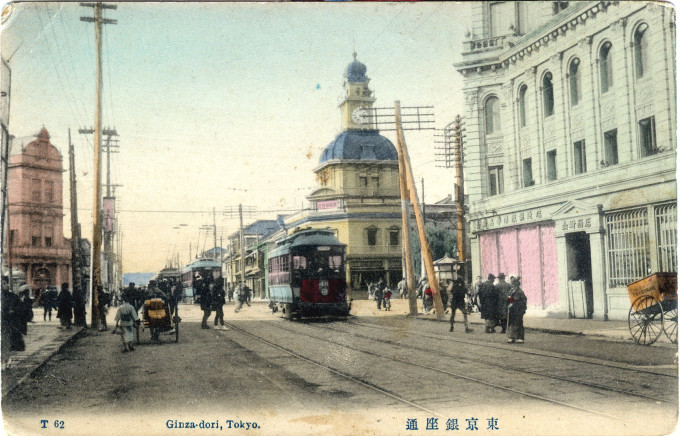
[3,326,86,397]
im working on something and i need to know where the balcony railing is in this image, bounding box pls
[465,35,509,54]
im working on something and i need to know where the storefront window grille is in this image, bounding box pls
[655,203,677,273]
[606,208,650,288]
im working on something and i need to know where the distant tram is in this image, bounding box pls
[268,229,350,319]
[181,258,222,301]
[154,267,181,283]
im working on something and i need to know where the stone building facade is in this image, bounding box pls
[6,128,72,291]
[455,1,676,320]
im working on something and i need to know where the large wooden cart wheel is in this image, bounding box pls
[173,315,180,343]
[629,295,664,345]
[663,301,677,344]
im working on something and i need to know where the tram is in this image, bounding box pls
[180,258,222,302]
[268,229,350,319]
[155,266,181,283]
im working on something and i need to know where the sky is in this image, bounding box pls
[1,1,471,273]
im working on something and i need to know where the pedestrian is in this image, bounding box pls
[423,286,433,314]
[212,278,228,330]
[375,278,386,310]
[42,287,57,321]
[18,284,34,327]
[200,280,213,329]
[169,281,183,317]
[507,276,527,343]
[235,284,251,313]
[448,278,472,333]
[227,283,234,303]
[397,278,407,299]
[439,280,449,312]
[112,296,139,352]
[98,286,110,331]
[469,275,483,312]
[56,282,73,330]
[495,273,512,334]
[2,279,27,355]
[478,274,498,333]
[384,287,392,311]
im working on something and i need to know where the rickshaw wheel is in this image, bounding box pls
[663,303,677,344]
[174,317,180,343]
[629,295,664,345]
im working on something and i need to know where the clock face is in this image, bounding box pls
[352,107,367,125]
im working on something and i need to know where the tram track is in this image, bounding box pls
[223,320,445,417]
[349,318,679,377]
[309,319,676,405]
[225,319,633,423]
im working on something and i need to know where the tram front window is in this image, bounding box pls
[299,251,344,278]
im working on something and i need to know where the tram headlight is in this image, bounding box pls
[292,287,301,298]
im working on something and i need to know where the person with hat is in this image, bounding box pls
[448,277,472,333]
[112,294,139,352]
[495,273,512,334]
[507,276,527,343]
[56,283,73,330]
[478,273,499,333]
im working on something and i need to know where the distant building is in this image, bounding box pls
[284,54,403,291]
[455,2,676,320]
[225,219,282,298]
[6,128,72,291]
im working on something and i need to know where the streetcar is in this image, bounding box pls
[180,258,222,302]
[268,229,350,319]
[155,266,181,283]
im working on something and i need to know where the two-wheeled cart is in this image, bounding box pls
[136,298,180,344]
[627,272,677,345]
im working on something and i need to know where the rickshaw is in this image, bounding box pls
[135,298,180,344]
[627,272,677,345]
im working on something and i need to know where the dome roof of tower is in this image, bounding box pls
[319,130,397,163]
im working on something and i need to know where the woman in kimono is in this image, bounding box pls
[113,297,140,352]
[507,276,527,343]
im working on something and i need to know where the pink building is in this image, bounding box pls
[6,127,71,292]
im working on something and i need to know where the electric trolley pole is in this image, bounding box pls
[80,2,117,329]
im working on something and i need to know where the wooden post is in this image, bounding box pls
[394,104,418,315]
[394,101,445,319]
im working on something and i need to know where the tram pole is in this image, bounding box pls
[394,101,445,320]
[394,105,418,316]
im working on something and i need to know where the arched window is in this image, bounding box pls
[543,72,554,117]
[519,85,528,127]
[485,96,501,134]
[569,58,581,106]
[634,23,649,79]
[599,42,613,93]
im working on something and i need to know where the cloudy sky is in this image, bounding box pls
[2,1,471,272]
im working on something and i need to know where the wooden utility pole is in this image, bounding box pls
[394,101,445,319]
[453,115,466,264]
[68,128,85,325]
[239,204,245,286]
[81,2,117,328]
[394,111,418,315]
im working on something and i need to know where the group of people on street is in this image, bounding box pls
[368,278,392,311]
[1,279,77,368]
[477,273,527,343]
[195,274,228,330]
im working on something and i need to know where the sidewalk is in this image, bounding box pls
[352,299,676,346]
[1,312,84,397]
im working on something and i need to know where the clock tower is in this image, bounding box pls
[339,52,376,130]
